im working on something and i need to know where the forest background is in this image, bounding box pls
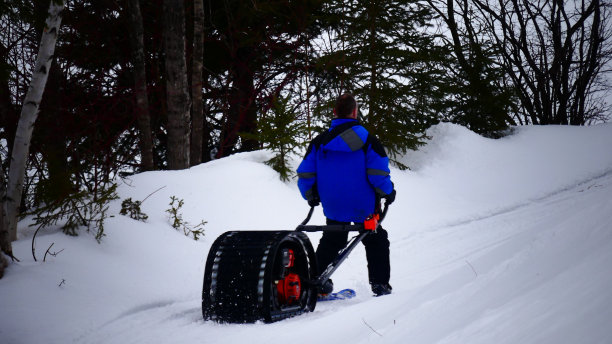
[0,0,611,276]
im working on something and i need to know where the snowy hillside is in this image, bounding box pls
[1,123,612,344]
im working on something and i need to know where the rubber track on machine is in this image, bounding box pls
[208,231,275,323]
[205,231,311,323]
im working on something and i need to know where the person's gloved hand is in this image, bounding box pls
[384,189,396,205]
[308,195,320,207]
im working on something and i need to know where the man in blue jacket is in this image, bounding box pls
[297,93,396,296]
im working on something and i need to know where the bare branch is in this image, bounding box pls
[362,318,384,337]
[43,243,64,262]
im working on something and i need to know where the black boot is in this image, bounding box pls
[371,283,392,296]
[319,279,334,296]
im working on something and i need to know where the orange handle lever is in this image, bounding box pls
[363,213,380,231]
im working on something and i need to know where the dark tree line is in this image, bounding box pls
[0,0,611,275]
[443,0,612,125]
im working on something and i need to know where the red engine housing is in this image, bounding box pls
[276,273,301,305]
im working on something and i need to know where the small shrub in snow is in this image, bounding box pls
[165,196,206,241]
[120,198,149,222]
[29,183,119,243]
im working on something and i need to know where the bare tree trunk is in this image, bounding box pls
[163,0,190,170]
[190,0,204,166]
[0,253,6,278]
[3,0,64,242]
[1,44,15,278]
[127,0,154,171]
[216,47,257,158]
[1,161,11,278]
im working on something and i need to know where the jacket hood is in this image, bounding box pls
[321,119,369,153]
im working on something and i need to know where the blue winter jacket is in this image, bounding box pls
[297,118,394,222]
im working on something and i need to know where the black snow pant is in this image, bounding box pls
[316,218,390,285]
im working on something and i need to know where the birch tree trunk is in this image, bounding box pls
[3,0,64,242]
[163,0,190,169]
[190,0,204,166]
[127,0,155,171]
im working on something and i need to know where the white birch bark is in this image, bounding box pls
[3,0,64,241]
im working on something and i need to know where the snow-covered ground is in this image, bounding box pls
[1,122,612,344]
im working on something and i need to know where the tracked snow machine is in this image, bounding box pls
[201,201,389,323]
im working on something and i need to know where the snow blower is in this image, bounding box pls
[201,201,390,323]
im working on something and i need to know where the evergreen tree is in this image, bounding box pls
[244,96,306,181]
[440,46,517,137]
[428,0,517,137]
[203,0,324,158]
[315,0,444,166]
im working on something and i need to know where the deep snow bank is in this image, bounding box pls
[396,122,612,230]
